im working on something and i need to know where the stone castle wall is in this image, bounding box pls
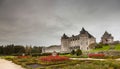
[61,28,96,53]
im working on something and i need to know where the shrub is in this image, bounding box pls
[3,56,15,60]
[59,53,70,55]
[76,49,82,56]
[31,53,41,57]
[95,44,103,48]
[17,56,29,59]
[71,50,75,55]
[41,53,51,56]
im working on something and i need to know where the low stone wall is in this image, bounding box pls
[42,45,61,53]
[98,50,120,56]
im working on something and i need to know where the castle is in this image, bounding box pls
[61,28,96,53]
[42,28,115,53]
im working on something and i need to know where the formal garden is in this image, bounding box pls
[1,44,120,69]
[1,54,120,69]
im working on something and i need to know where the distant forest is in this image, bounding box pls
[0,44,43,56]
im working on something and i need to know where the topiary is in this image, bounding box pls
[71,50,75,55]
[76,49,82,56]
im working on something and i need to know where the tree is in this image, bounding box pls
[0,46,3,55]
[71,50,75,55]
[76,49,82,56]
[0,44,43,56]
[31,46,42,53]
[25,46,32,55]
[14,45,25,54]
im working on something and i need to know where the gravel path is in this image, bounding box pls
[70,58,120,61]
[0,59,25,69]
[70,58,105,61]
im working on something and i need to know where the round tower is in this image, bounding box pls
[61,33,69,53]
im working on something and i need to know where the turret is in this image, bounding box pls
[61,33,69,39]
[61,33,70,53]
[101,31,114,44]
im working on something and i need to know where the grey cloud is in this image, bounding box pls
[0,0,120,46]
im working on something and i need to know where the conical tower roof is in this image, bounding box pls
[62,33,69,39]
[80,27,94,38]
[102,31,113,38]
[80,27,86,34]
[104,31,109,35]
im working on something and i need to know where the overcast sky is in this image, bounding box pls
[0,0,120,46]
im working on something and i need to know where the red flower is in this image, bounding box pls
[88,54,105,58]
[39,55,69,62]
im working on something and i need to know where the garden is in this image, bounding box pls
[1,50,120,69]
[1,55,120,69]
[1,44,120,69]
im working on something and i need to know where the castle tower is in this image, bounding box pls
[101,31,114,44]
[79,27,96,50]
[61,33,70,53]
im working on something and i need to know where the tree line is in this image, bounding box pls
[0,44,42,56]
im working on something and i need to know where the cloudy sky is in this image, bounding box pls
[0,0,120,46]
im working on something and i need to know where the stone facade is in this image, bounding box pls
[61,28,96,53]
[101,31,114,44]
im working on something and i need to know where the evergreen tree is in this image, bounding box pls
[0,46,3,55]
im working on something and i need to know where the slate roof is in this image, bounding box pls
[79,27,94,38]
[102,31,113,39]
[62,27,95,39]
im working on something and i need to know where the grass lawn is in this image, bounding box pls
[90,45,110,53]
[90,44,120,53]
[0,56,15,60]
[115,44,120,50]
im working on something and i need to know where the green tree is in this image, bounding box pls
[31,46,42,53]
[76,49,82,56]
[14,45,25,55]
[0,46,3,55]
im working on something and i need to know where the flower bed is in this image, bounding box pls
[39,55,69,62]
[88,54,105,58]
[17,56,29,59]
